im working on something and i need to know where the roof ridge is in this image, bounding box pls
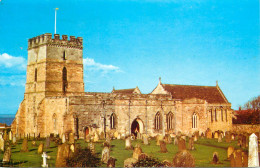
[163,83,216,87]
[114,88,135,91]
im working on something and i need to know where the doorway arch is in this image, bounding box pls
[131,118,144,137]
[85,127,90,137]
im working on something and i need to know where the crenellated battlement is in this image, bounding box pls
[28,33,83,49]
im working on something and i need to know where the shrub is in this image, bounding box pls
[132,156,165,167]
[66,146,101,167]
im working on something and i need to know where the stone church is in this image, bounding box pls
[11,33,233,138]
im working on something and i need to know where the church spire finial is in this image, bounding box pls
[159,77,161,84]
[216,80,218,87]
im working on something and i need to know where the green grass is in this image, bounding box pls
[0,137,240,167]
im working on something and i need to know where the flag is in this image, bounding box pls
[55,8,59,10]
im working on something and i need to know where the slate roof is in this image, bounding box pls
[162,84,228,104]
[112,88,136,94]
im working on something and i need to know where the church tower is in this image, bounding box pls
[12,33,85,137]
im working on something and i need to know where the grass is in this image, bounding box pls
[0,137,240,167]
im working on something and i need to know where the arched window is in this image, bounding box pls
[215,108,217,121]
[192,113,198,128]
[221,108,223,121]
[53,113,57,130]
[166,112,174,130]
[35,68,37,82]
[154,112,162,130]
[62,67,67,92]
[210,109,213,122]
[110,113,116,129]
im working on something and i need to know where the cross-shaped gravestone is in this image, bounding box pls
[248,133,259,167]
[42,152,48,167]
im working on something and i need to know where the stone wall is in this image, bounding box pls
[232,124,260,134]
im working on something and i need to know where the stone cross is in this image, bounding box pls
[248,133,259,167]
[42,152,48,167]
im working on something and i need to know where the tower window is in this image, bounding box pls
[215,109,217,121]
[62,67,67,92]
[221,108,223,121]
[154,112,162,130]
[192,113,198,128]
[63,51,66,60]
[166,112,173,130]
[35,68,37,82]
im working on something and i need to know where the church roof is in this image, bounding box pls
[161,84,228,104]
[112,87,141,94]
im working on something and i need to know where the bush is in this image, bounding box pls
[66,146,101,167]
[132,156,165,167]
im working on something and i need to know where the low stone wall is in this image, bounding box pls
[232,124,260,134]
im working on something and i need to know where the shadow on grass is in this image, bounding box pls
[29,149,36,152]
[0,160,28,167]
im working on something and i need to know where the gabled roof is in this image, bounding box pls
[112,86,141,94]
[161,84,228,104]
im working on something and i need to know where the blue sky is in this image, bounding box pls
[0,0,259,114]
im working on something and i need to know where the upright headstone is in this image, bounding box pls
[93,132,99,142]
[206,128,212,139]
[217,135,222,142]
[107,157,116,167]
[248,133,259,167]
[143,135,149,145]
[55,143,70,167]
[160,140,168,153]
[156,135,164,145]
[3,131,8,141]
[20,138,28,152]
[188,137,195,150]
[178,138,186,151]
[31,140,36,147]
[8,131,12,141]
[227,146,234,160]
[38,143,44,154]
[68,133,74,144]
[133,144,142,160]
[211,152,219,164]
[214,132,219,139]
[62,134,66,143]
[12,136,16,144]
[137,132,142,140]
[0,134,4,151]
[85,134,91,142]
[125,137,132,150]
[42,152,48,167]
[101,146,110,164]
[225,132,231,143]
[172,150,195,167]
[2,146,11,162]
[164,134,172,144]
[70,144,75,153]
[100,132,105,140]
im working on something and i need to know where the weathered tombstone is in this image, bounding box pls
[125,137,132,150]
[103,140,110,148]
[225,132,231,143]
[38,142,44,154]
[156,135,164,146]
[2,146,11,162]
[214,131,219,139]
[114,131,119,139]
[101,146,110,164]
[0,134,4,151]
[178,138,186,151]
[31,140,36,147]
[55,143,70,167]
[133,144,142,160]
[124,158,137,167]
[85,134,91,142]
[211,152,219,164]
[137,132,142,140]
[117,133,121,140]
[248,133,259,167]
[70,144,75,153]
[99,132,105,140]
[206,128,212,139]
[188,137,195,150]
[172,150,195,167]
[93,132,99,142]
[88,142,95,154]
[20,138,28,152]
[8,131,12,141]
[217,135,222,142]
[12,136,16,144]
[61,134,66,143]
[107,157,116,167]
[160,140,168,153]
[164,134,172,144]
[42,152,48,167]
[143,135,149,145]
[230,150,243,167]
[227,146,234,160]
[3,131,8,141]
[68,133,74,144]
[45,136,50,148]
[193,134,198,142]
[231,134,235,140]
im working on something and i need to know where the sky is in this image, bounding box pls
[0,0,259,115]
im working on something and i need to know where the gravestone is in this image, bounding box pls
[225,132,231,143]
[70,144,75,153]
[188,137,195,150]
[214,132,219,139]
[55,143,70,167]
[31,140,36,147]
[174,136,178,145]
[114,131,119,139]
[178,138,186,151]
[2,146,11,162]
[107,157,116,167]
[227,146,234,160]
[85,134,91,142]
[62,134,66,143]
[164,134,172,144]
[218,135,222,142]
[8,131,12,141]
[103,140,110,148]
[69,133,75,144]
[211,152,219,164]
[205,128,212,139]
[45,136,50,148]
[193,134,198,142]
[3,131,8,141]
[38,143,44,154]
[12,136,16,144]
[93,132,99,142]
[117,133,121,140]
[156,135,164,145]
[248,133,259,167]
[0,134,4,151]
[230,150,243,167]
[124,158,137,167]
[133,144,142,160]
[160,140,168,153]
[242,151,248,167]
[143,135,149,145]
[172,150,195,167]
[20,138,28,152]
[125,137,132,150]
[88,142,95,154]
[241,135,247,148]
[101,146,110,164]
[100,132,105,140]
[42,152,48,167]
[137,132,142,140]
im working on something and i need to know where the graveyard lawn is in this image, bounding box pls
[0,138,242,167]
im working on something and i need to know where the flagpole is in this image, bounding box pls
[55,8,59,34]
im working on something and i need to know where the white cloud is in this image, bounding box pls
[83,58,121,73]
[0,53,26,70]
[0,75,26,86]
